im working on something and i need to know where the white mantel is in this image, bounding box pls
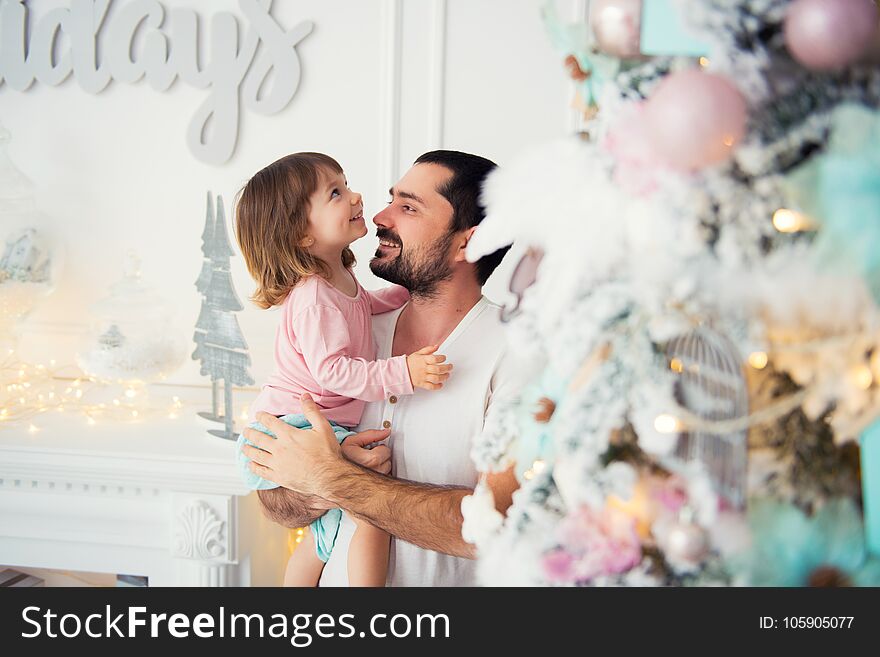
[0,387,289,586]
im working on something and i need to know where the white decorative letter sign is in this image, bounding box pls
[0,0,313,165]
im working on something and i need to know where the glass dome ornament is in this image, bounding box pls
[77,251,187,384]
[0,120,62,350]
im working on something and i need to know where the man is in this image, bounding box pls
[242,150,519,586]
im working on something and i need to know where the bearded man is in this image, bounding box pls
[241,151,520,586]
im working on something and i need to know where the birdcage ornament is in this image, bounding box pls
[665,325,749,509]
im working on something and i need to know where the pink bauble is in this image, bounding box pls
[590,0,643,59]
[785,0,879,71]
[662,521,709,564]
[644,70,747,171]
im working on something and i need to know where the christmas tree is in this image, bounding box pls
[463,0,880,586]
[193,192,254,439]
[193,191,220,420]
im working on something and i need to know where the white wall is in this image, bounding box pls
[0,0,577,387]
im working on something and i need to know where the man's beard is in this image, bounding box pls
[370,229,455,299]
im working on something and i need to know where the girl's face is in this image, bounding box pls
[304,170,366,253]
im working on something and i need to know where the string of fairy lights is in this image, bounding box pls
[0,346,313,553]
[0,346,255,433]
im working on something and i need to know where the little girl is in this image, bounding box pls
[233,152,452,587]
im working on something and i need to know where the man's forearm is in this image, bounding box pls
[321,461,476,559]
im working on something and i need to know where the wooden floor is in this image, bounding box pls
[1,565,121,587]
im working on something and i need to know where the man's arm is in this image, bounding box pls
[241,396,518,559]
[323,462,517,558]
[255,428,393,529]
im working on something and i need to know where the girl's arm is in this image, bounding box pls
[295,304,414,401]
[365,284,409,315]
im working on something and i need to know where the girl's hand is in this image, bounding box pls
[406,345,453,391]
[342,430,393,475]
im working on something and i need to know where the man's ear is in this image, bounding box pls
[454,227,477,263]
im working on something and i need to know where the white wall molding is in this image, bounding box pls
[380,0,403,192]
[172,495,232,563]
[0,445,249,496]
[427,0,448,151]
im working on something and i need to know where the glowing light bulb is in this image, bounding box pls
[131,410,139,418]
[113,399,120,406]
[125,389,137,399]
[531,459,547,475]
[75,389,83,399]
[870,350,880,380]
[699,56,710,68]
[87,417,96,426]
[654,414,682,434]
[748,351,769,370]
[852,364,873,390]
[772,208,812,233]
[670,358,684,373]
[28,424,39,434]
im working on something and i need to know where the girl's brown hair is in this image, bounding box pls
[234,152,356,308]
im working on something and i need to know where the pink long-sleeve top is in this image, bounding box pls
[249,274,413,428]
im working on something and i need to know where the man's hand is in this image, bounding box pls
[252,425,391,530]
[241,394,348,495]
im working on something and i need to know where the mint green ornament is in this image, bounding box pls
[640,0,710,58]
[730,498,880,586]
[541,1,621,107]
[782,104,880,304]
[514,366,567,484]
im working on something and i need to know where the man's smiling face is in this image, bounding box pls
[370,163,458,298]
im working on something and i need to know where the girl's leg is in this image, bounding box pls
[283,529,326,587]
[347,520,391,587]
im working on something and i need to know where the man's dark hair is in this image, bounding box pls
[414,150,510,285]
